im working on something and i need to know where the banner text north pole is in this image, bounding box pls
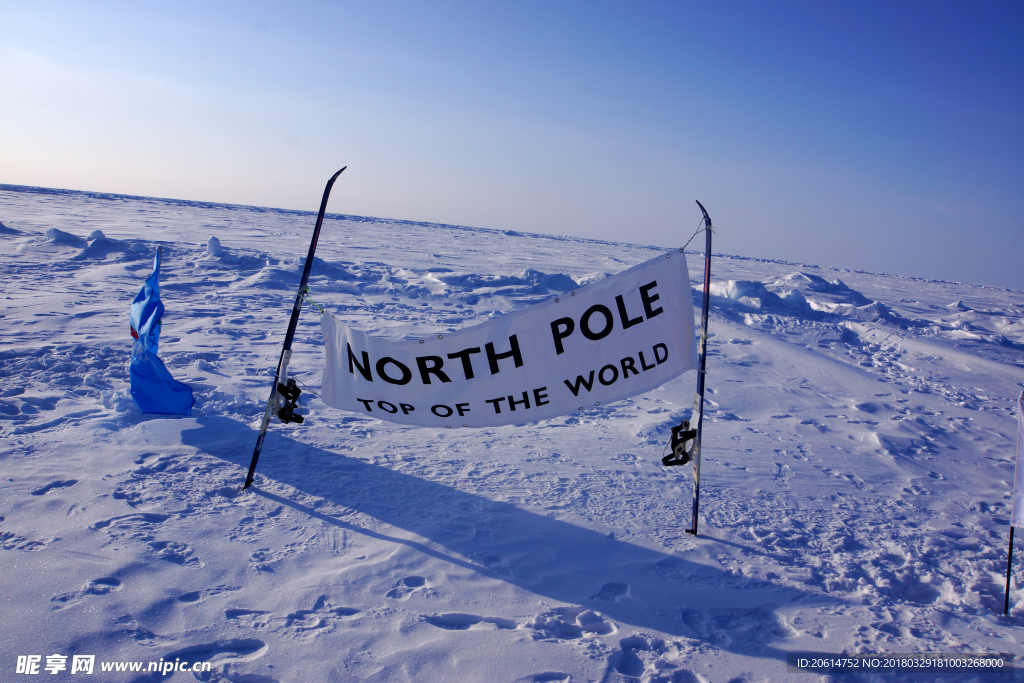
[321,252,699,427]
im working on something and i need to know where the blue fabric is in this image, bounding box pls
[130,250,165,354]
[129,348,195,415]
[128,251,194,416]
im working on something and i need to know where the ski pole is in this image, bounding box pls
[243,166,346,491]
[687,200,713,535]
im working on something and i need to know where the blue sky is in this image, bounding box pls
[2,1,1021,289]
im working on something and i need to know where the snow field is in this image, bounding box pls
[2,184,1024,682]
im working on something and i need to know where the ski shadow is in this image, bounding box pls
[182,416,846,663]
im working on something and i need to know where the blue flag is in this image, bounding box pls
[128,249,195,415]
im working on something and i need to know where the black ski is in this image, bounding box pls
[687,200,713,535]
[243,166,346,491]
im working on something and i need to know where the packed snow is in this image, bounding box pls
[1,184,1023,682]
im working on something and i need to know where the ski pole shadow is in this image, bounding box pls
[182,416,847,663]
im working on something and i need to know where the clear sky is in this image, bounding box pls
[2,1,1021,289]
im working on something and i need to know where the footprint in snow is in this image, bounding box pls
[482,554,514,577]
[529,607,616,640]
[590,582,629,602]
[249,541,304,573]
[680,606,795,648]
[280,595,361,639]
[225,608,272,629]
[774,462,792,486]
[29,479,78,496]
[422,613,518,631]
[386,575,427,600]
[609,636,661,678]
[51,577,122,611]
[113,615,175,647]
[226,595,361,639]
[131,639,270,683]
[607,635,703,682]
[513,673,571,683]
[91,512,170,531]
[148,540,203,567]
[0,528,56,552]
[178,584,240,604]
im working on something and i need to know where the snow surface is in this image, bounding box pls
[2,184,1024,682]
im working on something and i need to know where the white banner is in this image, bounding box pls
[1012,391,1024,527]
[321,251,699,428]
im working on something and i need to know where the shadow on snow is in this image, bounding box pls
[177,416,844,668]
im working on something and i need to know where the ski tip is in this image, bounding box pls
[694,200,711,227]
[325,167,347,186]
